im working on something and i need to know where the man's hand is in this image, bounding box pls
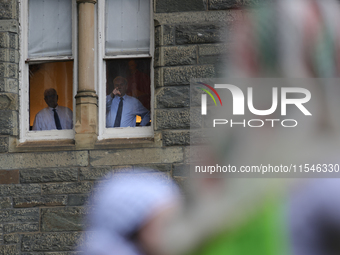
[111,87,121,98]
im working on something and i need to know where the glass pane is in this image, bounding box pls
[28,0,72,58]
[105,0,150,54]
[106,58,151,127]
[29,61,73,131]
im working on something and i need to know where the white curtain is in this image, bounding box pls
[105,0,150,55]
[28,0,72,58]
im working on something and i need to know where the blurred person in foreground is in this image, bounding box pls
[156,0,340,255]
[80,170,180,255]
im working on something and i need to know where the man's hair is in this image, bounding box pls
[113,76,127,86]
[44,88,57,97]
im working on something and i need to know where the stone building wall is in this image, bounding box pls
[0,0,249,254]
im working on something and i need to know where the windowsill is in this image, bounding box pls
[9,133,162,152]
[10,139,76,153]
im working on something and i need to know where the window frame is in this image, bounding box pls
[97,0,154,140]
[19,0,78,143]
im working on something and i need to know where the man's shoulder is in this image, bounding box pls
[124,95,140,104]
[57,105,73,113]
[36,107,50,116]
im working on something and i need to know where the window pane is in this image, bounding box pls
[106,58,151,127]
[29,61,73,130]
[105,0,150,54]
[28,0,72,58]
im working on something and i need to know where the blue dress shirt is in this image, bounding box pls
[106,94,150,128]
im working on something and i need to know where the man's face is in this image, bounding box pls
[44,89,58,108]
[114,80,127,97]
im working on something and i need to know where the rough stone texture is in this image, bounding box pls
[173,163,190,177]
[155,0,207,13]
[90,147,183,166]
[21,253,82,255]
[156,86,189,108]
[156,46,197,67]
[0,184,41,197]
[0,78,17,93]
[3,234,19,244]
[13,196,67,208]
[0,110,17,135]
[198,43,229,65]
[42,182,93,195]
[154,9,245,26]
[176,23,224,45]
[0,136,8,152]
[163,130,190,146]
[0,151,88,170]
[79,167,113,181]
[0,49,18,63]
[0,0,17,19]
[0,20,18,33]
[208,0,261,10]
[0,93,17,110]
[20,168,78,183]
[41,207,87,232]
[162,65,215,86]
[134,164,172,172]
[3,223,39,234]
[0,170,19,184]
[0,245,18,255]
[0,63,17,78]
[0,197,11,209]
[155,25,175,47]
[67,194,89,206]
[21,232,82,252]
[155,108,201,130]
[0,208,39,223]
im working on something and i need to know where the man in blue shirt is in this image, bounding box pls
[106,76,150,128]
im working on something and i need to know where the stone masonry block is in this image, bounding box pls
[0,0,17,19]
[0,32,9,48]
[13,195,67,208]
[172,163,190,177]
[0,197,11,209]
[155,108,189,130]
[0,208,39,223]
[90,147,183,166]
[0,93,17,110]
[208,0,260,10]
[20,168,78,183]
[155,0,207,13]
[155,108,196,130]
[3,222,39,234]
[79,167,113,181]
[3,234,20,244]
[42,182,93,195]
[176,23,224,45]
[156,46,197,67]
[0,151,88,170]
[0,184,41,197]
[133,164,172,172]
[67,194,89,206]
[163,130,190,146]
[0,245,18,255]
[0,170,18,184]
[163,65,215,86]
[0,110,17,135]
[0,78,18,93]
[8,33,17,49]
[155,86,189,108]
[21,232,82,252]
[41,207,87,232]
[0,63,18,78]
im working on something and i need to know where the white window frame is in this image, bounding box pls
[97,0,154,140]
[19,0,77,143]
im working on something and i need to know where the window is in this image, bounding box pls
[19,0,77,142]
[97,0,153,139]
